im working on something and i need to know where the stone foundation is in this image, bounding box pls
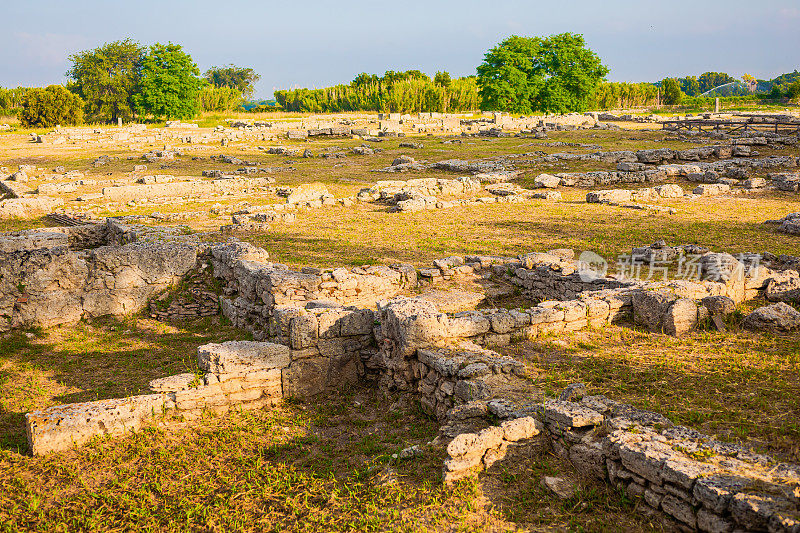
[0,219,199,331]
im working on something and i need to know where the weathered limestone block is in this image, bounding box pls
[693,475,752,514]
[448,312,491,337]
[281,357,330,397]
[663,298,698,336]
[290,313,319,349]
[501,416,542,442]
[700,295,736,316]
[534,173,561,188]
[544,400,603,428]
[340,309,374,336]
[696,508,735,533]
[149,373,197,392]
[586,189,633,204]
[693,183,731,196]
[742,302,800,332]
[489,312,515,334]
[378,297,447,364]
[569,442,606,479]
[26,394,171,455]
[446,426,504,459]
[661,494,697,528]
[197,341,291,373]
[454,379,492,401]
[286,183,330,204]
[765,270,800,303]
[632,290,677,332]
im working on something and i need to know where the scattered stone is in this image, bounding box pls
[541,476,577,499]
[742,302,800,332]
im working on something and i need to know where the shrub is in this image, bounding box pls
[18,85,84,127]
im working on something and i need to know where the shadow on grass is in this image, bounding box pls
[0,316,250,453]
[0,387,470,532]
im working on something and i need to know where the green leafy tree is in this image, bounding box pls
[67,39,145,123]
[698,72,736,94]
[476,33,608,113]
[434,71,452,87]
[135,43,202,120]
[789,80,800,101]
[203,65,260,99]
[476,35,541,113]
[18,85,84,127]
[677,76,700,96]
[662,78,683,105]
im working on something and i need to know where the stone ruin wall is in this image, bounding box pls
[0,220,198,331]
[15,236,800,531]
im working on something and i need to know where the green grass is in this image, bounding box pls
[504,319,800,462]
[0,316,249,453]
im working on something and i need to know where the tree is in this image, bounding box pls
[662,78,683,105]
[698,72,735,94]
[434,71,452,88]
[677,76,700,96]
[476,33,608,114]
[135,43,202,120]
[67,39,145,123]
[204,65,260,99]
[19,85,84,127]
[789,80,800,102]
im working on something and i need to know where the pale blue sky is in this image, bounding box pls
[2,0,798,98]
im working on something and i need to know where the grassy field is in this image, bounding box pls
[1,118,799,530]
[0,318,662,532]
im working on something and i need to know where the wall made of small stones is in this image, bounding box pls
[209,241,415,338]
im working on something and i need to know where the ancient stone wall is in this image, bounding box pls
[441,389,800,532]
[209,241,415,337]
[0,220,198,331]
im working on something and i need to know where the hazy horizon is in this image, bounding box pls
[2,0,798,99]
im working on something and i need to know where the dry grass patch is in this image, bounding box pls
[0,316,249,452]
[502,321,800,462]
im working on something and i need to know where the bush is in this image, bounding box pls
[18,85,84,127]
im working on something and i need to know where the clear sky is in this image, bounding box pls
[2,0,798,99]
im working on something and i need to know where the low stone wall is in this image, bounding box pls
[26,394,173,455]
[26,340,288,454]
[209,241,415,337]
[439,387,800,531]
[0,220,198,331]
[101,176,275,202]
[0,223,111,253]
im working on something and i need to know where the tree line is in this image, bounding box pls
[274,70,477,113]
[11,39,260,127]
[4,34,799,126]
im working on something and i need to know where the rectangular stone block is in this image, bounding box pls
[26,394,171,455]
[197,341,290,373]
[281,357,330,398]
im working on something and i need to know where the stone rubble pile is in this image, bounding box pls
[766,212,800,235]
